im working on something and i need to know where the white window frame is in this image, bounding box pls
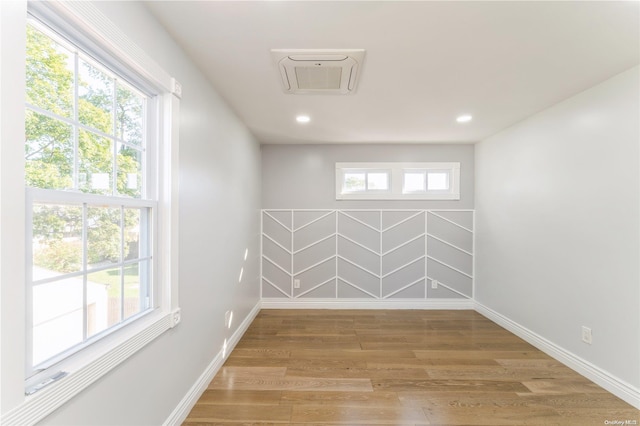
[336,162,461,200]
[24,19,157,376]
[2,2,180,424]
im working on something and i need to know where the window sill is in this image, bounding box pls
[2,309,179,426]
[336,193,461,200]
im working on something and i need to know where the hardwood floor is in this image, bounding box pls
[184,310,639,425]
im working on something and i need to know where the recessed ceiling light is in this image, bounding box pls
[456,115,473,123]
[296,115,311,123]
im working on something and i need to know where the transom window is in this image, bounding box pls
[403,169,452,193]
[342,170,390,193]
[336,162,460,200]
[25,18,155,377]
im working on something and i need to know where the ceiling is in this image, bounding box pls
[145,1,639,144]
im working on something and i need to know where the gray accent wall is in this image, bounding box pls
[261,144,475,302]
[262,210,474,301]
[261,144,474,210]
[475,66,640,390]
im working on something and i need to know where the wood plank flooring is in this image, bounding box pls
[184,310,639,425]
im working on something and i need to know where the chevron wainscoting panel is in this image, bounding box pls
[261,210,474,303]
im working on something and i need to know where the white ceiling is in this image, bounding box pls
[146,1,639,144]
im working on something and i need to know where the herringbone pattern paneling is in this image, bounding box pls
[262,210,474,300]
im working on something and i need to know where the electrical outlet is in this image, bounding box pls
[581,326,592,344]
[431,280,438,289]
[293,279,300,289]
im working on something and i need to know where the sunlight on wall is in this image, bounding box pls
[225,310,234,330]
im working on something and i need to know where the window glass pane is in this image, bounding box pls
[32,279,83,366]
[116,82,144,146]
[26,25,74,118]
[25,110,74,190]
[404,172,426,192]
[124,208,141,261]
[117,144,143,198]
[343,172,366,192]
[87,268,120,337]
[367,172,389,190]
[124,261,148,320]
[427,172,449,190]
[87,206,121,269]
[79,58,114,135]
[33,203,83,279]
[78,129,113,195]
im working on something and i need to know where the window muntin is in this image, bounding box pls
[337,162,460,200]
[25,19,155,375]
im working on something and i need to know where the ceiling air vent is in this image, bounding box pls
[271,49,365,95]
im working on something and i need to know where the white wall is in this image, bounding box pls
[0,1,261,424]
[475,67,639,392]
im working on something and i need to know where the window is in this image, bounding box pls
[403,168,453,193]
[25,21,154,373]
[342,170,390,193]
[17,1,180,412]
[336,162,460,200]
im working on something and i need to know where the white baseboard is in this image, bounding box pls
[260,297,474,310]
[162,301,262,426]
[475,302,640,409]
